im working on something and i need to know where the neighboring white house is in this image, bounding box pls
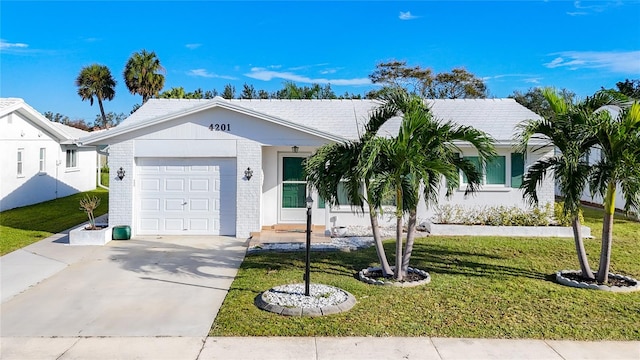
[79,97,554,238]
[0,98,97,212]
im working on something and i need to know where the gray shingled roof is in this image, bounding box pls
[110,97,543,143]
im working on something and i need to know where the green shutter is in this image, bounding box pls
[317,196,325,209]
[337,182,349,205]
[486,156,506,185]
[462,156,481,183]
[511,153,524,188]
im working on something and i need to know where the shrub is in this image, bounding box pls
[553,202,584,226]
[433,203,555,226]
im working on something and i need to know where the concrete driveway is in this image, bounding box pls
[0,234,247,337]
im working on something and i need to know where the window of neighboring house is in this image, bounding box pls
[461,154,523,187]
[66,149,77,168]
[17,149,24,176]
[39,148,46,172]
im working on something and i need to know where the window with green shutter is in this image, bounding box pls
[462,156,481,184]
[486,156,506,185]
[511,153,524,188]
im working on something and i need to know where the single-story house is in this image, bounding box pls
[0,98,97,212]
[78,97,554,238]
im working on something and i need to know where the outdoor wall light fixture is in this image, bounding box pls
[292,145,299,153]
[116,167,126,180]
[244,167,253,180]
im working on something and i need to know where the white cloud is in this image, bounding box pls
[320,68,338,75]
[483,73,540,82]
[544,51,640,73]
[0,39,28,49]
[568,1,622,15]
[187,69,236,80]
[399,11,419,20]
[185,43,202,50]
[245,67,371,86]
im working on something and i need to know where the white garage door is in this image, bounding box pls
[135,158,237,236]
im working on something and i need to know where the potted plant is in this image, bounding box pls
[79,195,101,230]
[69,195,112,245]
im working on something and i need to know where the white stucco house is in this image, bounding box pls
[0,98,98,212]
[78,97,554,239]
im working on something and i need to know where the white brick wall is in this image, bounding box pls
[236,140,262,238]
[108,140,134,230]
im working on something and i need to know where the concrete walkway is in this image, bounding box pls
[1,222,638,359]
[1,336,638,359]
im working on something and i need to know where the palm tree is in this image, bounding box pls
[75,64,116,126]
[516,88,598,280]
[360,91,495,280]
[588,95,640,283]
[305,100,400,277]
[123,49,165,104]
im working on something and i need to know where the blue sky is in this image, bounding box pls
[1,1,639,123]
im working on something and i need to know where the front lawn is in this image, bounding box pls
[0,188,109,255]
[211,207,640,340]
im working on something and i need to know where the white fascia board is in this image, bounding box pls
[80,99,347,145]
[16,106,73,142]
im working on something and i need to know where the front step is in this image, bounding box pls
[262,224,325,233]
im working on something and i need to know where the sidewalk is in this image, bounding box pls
[1,336,638,359]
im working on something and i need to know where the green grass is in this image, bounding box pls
[211,207,640,340]
[100,170,110,187]
[0,188,109,255]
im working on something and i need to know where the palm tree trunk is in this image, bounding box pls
[571,217,594,280]
[369,208,392,277]
[597,182,616,283]
[394,187,404,281]
[97,97,107,127]
[395,215,404,281]
[401,209,417,274]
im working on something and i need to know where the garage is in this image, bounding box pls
[135,157,237,236]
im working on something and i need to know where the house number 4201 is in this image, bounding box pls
[211,123,231,131]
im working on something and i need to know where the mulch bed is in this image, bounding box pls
[562,272,637,287]
[367,269,426,283]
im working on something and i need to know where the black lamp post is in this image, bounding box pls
[304,195,313,296]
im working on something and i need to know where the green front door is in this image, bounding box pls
[280,155,307,222]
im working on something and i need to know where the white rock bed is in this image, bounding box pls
[249,226,408,252]
[263,283,348,309]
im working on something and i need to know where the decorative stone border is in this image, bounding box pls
[556,270,640,292]
[255,284,356,316]
[358,266,431,287]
